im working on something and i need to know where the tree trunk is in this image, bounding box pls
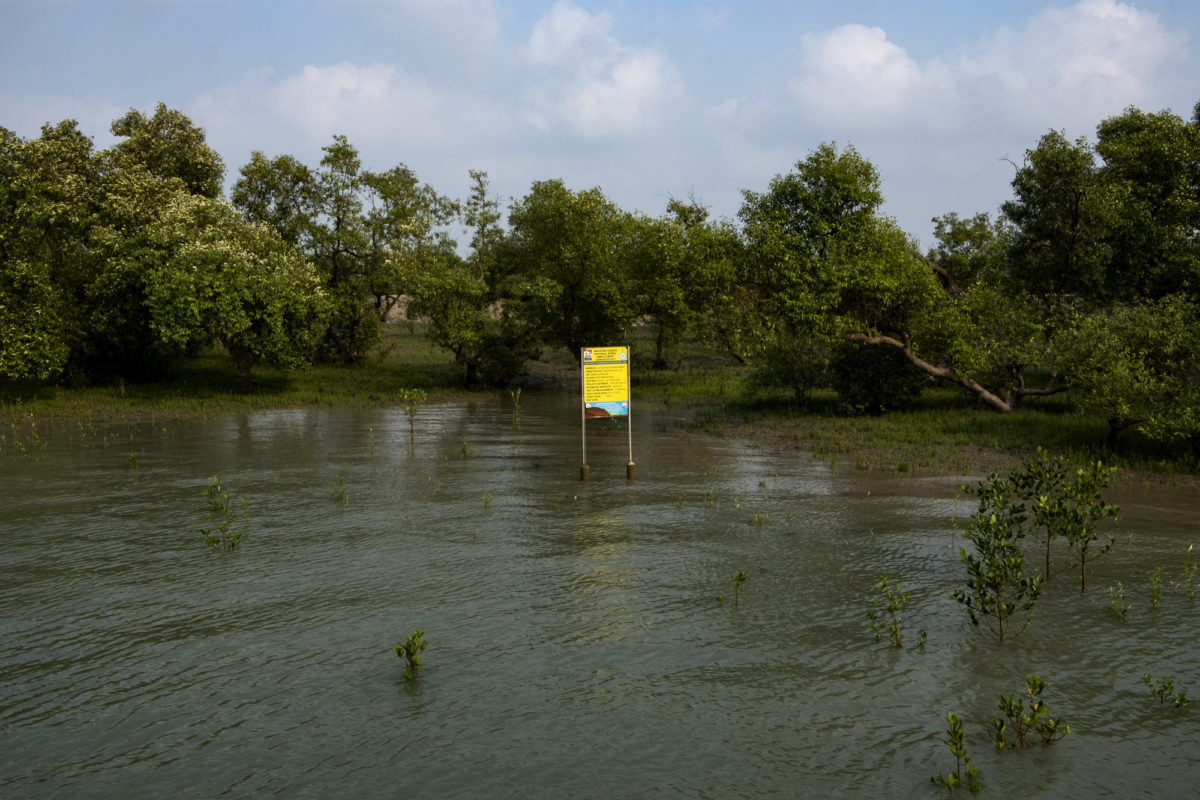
[841,332,1018,413]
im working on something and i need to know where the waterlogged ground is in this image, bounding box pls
[1,392,1198,798]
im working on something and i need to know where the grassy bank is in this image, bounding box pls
[3,324,1197,481]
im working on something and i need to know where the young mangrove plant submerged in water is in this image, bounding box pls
[397,388,427,441]
[1184,541,1197,601]
[990,675,1070,749]
[931,711,982,794]
[867,574,912,648]
[1144,674,1189,708]
[199,476,246,550]
[954,472,1043,641]
[731,571,748,607]
[393,629,428,680]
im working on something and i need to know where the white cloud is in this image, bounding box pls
[564,50,681,137]
[522,1,682,138]
[190,62,509,166]
[790,23,957,127]
[527,0,611,65]
[270,63,439,144]
[959,0,1185,130]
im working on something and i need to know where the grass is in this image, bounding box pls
[0,324,470,426]
[3,323,1197,482]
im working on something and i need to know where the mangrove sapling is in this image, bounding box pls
[953,473,1043,641]
[1143,674,1189,708]
[199,476,246,551]
[510,387,522,431]
[332,472,346,503]
[393,629,428,680]
[1010,448,1068,578]
[866,574,909,647]
[932,711,982,794]
[481,491,492,509]
[1184,542,1197,601]
[990,675,1070,749]
[731,571,748,607]
[1057,462,1120,593]
[1149,567,1163,607]
[1105,582,1131,620]
[397,388,426,441]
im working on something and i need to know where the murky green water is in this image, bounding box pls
[2,392,1198,798]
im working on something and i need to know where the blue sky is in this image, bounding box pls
[3,0,1198,248]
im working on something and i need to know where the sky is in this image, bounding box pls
[3,0,1198,249]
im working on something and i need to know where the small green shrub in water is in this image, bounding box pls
[932,711,982,794]
[510,387,522,431]
[867,574,913,648]
[1105,582,1130,620]
[331,472,346,503]
[397,388,427,440]
[990,675,1070,749]
[1183,541,1197,601]
[199,476,246,551]
[1149,567,1163,607]
[1055,461,1120,593]
[481,491,492,509]
[1144,674,1188,708]
[731,571,748,607]
[393,629,428,680]
[953,473,1043,641]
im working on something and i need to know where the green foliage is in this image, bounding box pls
[1183,541,1197,601]
[331,472,346,504]
[744,331,830,404]
[1095,105,1200,302]
[953,472,1043,641]
[504,179,636,358]
[142,193,328,389]
[108,102,225,198]
[866,574,912,648]
[199,476,245,550]
[1056,297,1199,451]
[831,342,927,415]
[731,570,748,607]
[393,629,428,680]
[927,211,1010,290]
[1056,462,1120,593]
[1002,130,1113,300]
[1149,567,1163,607]
[1106,582,1130,620]
[481,491,492,508]
[397,388,426,440]
[1143,674,1189,708]
[932,711,982,794]
[1009,450,1120,592]
[990,675,1070,749]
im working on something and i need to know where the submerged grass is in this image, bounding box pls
[3,324,1197,481]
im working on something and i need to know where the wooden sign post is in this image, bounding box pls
[580,346,634,480]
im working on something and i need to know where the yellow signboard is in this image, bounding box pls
[582,346,629,417]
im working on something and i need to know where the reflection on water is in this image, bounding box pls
[1,391,1198,798]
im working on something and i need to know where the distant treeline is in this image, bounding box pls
[2,100,1198,453]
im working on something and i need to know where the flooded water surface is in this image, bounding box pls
[2,392,1198,797]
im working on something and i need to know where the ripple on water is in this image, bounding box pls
[2,399,1198,798]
